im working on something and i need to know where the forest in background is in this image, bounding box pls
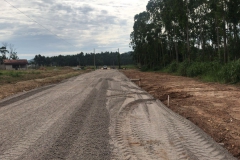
[33,51,134,68]
[130,0,240,83]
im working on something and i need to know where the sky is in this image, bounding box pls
[1,0,149,60]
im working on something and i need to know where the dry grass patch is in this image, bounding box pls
[0,67,91,100]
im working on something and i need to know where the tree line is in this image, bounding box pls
[130,0,240,69]
[33,51,134,67]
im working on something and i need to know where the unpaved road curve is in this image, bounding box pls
[0,70,236,160]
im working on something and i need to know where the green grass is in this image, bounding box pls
[0,70,42,77]
[159,60,240,84]
[199,74,218,82]
[30,71,41,74]
[0,70,35,84]
[0,71,24,77]
[0,68,90,100]
[0,67,81,85]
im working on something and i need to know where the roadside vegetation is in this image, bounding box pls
[130,0,240,83]
[162,60,240,84]
[0,67,89,85]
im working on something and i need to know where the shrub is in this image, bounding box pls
[218,60,240,83]
[186,62,201,77]
[177,60,190,76]
[153,66,161,71]
[167,61,178,73]
[140,65,148,72]
[163,60,240,83]
[186,62,211,77]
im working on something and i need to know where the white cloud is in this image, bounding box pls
[1,0,148,59]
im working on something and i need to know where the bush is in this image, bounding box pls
[153,66,161,71]
[140,65,149,72]
[175,61,221,78]
[177,60,190,76]
[186,62,211,77]
[218,60,240,83]
[163,60,240,83]
[186,62,201,77]
[166,61,178,73]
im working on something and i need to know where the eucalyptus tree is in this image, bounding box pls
[146,0,166,65]
[227,0,240,60]
[221,0,228,63]
[130,0,240,70]
[130,11,151,66]
[158,0,178,62]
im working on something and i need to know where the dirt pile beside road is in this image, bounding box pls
[121,69,240,159]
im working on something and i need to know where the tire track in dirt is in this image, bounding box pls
[0,77,96,156]
[121,70,240,158]
[107,71,236,160]
[0,70,237,159]
[0,70,110,160]
[39,79,110,160]
[0,76,96,160]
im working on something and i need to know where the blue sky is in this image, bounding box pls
[1,0,149,59]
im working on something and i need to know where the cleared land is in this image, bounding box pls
[121,69,240,159]
[0,69,237,159]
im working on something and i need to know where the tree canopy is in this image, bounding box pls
[130,0,240,69]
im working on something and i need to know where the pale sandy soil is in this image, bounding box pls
[122,69,240,159]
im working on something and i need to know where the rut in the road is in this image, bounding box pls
[39,79,110,160]
[106,72,237,160]
[0,70,237,160]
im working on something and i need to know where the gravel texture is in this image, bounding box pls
[0,69,236,160]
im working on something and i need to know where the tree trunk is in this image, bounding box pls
[234,25,238,60]
[174,25,179,63]
[217,26,221,61]
[222,0,227,63]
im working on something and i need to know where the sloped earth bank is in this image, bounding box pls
[121,69,240,159]
[0,69,237,159]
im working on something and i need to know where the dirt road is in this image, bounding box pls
[0,70,236,159]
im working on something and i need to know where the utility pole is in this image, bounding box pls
[118,48,121,69]
[94,48,96,70]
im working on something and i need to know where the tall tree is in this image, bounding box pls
[0,46,8,64]
[130,0,240,68]
[9,44,19,60]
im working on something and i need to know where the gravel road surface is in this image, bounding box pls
[0,70,236,160]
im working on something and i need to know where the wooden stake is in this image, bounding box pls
[168,95,170,106]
